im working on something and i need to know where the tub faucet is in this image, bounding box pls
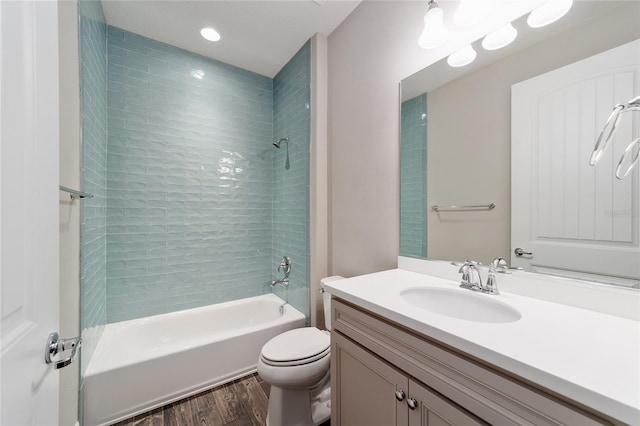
[271,277,289,287]
[272,256,291,287]
[277,256,291,278]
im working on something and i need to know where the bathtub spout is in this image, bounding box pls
[271,277,289,287]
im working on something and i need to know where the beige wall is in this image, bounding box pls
[328,1,640,275]
[328,2,444,277]
[310,34,330,328]
[59,1,81,424]
[426,2,640,265]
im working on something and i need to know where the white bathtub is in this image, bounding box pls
[83,293,305,426]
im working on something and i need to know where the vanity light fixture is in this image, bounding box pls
[200,27,221,42]
[447,44,477,67]
[482,23,518,50]
[453,0,491,28]
[527,0,573,28]
[418,0,448,49]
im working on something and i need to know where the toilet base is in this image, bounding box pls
[266,377,330,426]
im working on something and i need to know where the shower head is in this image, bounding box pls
[273,137,289,148]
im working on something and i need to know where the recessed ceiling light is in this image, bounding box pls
[200,27,221,42]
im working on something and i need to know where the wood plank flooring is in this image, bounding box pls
[113,373,271,426]
[112,373,330,426]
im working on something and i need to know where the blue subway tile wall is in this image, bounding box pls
[271,41,311,322]
[79,0,108,375]
[400,94,428,258]
[105,27,276,322]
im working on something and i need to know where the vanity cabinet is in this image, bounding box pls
[330,298,616,426]
[333,331,485,425]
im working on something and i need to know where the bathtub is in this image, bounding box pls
[83,293,305,426]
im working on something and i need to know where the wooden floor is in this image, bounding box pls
[113,373,331,426]
[113,373,272,426]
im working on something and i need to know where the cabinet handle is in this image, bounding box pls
[407,398,418,410]
[395,390,406,401]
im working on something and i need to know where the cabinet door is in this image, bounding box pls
[332,331,409,426]
[408,379,487,426]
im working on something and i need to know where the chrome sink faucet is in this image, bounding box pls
[458,257,507,295]
[458,261,483,292]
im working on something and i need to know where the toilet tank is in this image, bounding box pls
[320,276,344,331]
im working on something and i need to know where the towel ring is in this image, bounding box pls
[615,137,640,180]
[590,96,640,178]
[590,104,624,166]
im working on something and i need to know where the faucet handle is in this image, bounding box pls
[277,256,291,277]
[458,263,470,287]
[485,257,507,295]
[459,260,482,289]
[490,257,508,270]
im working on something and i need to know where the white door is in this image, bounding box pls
[1,1,61,424]
[512,39,640,286]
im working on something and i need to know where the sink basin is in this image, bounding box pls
[400,287,522,323]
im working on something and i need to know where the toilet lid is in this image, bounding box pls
[262,328,330,363]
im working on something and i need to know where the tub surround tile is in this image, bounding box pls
[83,19,311,326]
[79,0,108,377]
[272,41,311,324]
[105,27,275,322]
[400,94,428,258]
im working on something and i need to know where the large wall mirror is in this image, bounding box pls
[400,1,640,288]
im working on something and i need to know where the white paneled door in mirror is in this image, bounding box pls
[511,39,640,287]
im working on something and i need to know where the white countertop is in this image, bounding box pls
[324,268,640,425]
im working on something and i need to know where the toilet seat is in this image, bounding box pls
[261,328,330,366]
[261,346,330,367]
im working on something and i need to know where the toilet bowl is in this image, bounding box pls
[257,276,344,426]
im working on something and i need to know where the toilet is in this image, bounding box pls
[257,276,343,426]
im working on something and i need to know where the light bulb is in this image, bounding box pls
[447,45,477,67]
[418,2,448,49]
[482,23,518,50]
[527,0,573,28]
[200,27,221,42]
[454,0,491,27]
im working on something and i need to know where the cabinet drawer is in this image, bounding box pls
[332,298,613,426]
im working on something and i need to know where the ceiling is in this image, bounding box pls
[101,0,361,78]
